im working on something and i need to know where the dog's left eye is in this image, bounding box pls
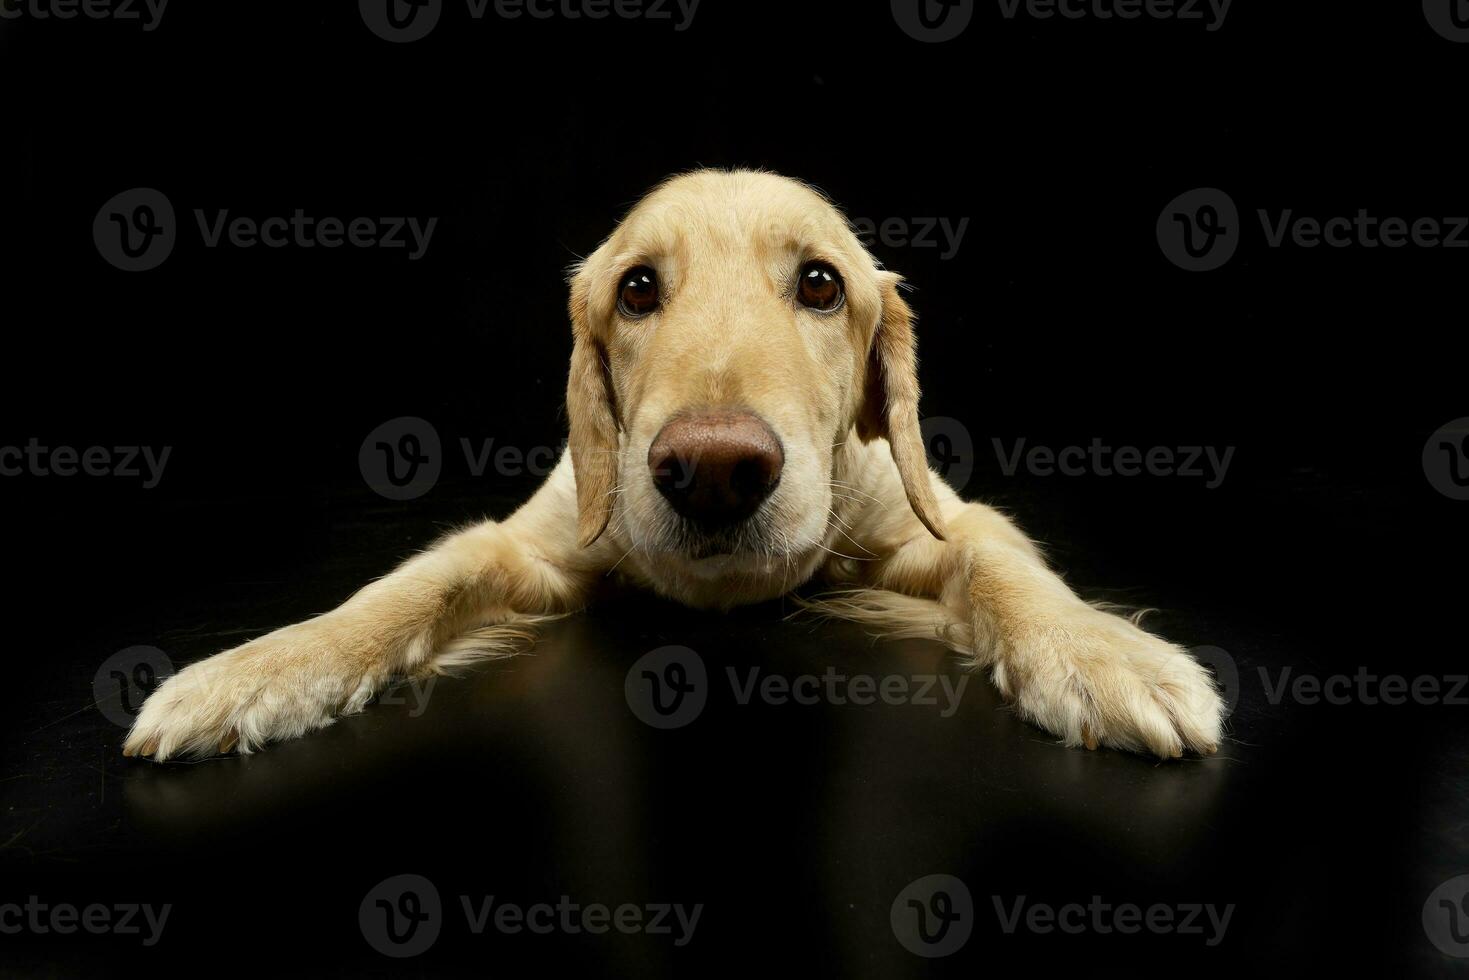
[618,266,660,318]
[797,262,844,311]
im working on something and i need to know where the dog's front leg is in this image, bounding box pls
[124,456,612,761]
[838,457,1224,758]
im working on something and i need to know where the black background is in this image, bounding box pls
[2,1,1467,976]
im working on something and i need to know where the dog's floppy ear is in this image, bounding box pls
[566,272,620,548]
[856,273,947,541]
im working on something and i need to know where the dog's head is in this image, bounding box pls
[566,170,945,565]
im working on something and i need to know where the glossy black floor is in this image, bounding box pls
[2,465,1464,978]
[7,1,1469,975]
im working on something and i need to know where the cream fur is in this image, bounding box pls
[124,170,1223,762]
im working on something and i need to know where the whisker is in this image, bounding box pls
[825,481,882,504]
[826,510,877,557]
[606,543,639,575]
[827,491,872,510]
[813,542,876,562]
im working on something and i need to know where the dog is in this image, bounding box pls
[123,170,1224,762]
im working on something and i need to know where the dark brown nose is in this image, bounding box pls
[648,411,784,528]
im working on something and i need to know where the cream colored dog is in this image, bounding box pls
[124,170,1224,762]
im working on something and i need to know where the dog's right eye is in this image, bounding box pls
[797,261,844,312]
[618,267,660,318]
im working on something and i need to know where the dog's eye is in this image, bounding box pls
[797,262,844,311]
[618,266,660,318]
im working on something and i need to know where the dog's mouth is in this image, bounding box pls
[635,497,821,563]
[664,520,775,561]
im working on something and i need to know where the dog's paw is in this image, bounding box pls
[122,620,379,762]
[993,612,1224,759]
